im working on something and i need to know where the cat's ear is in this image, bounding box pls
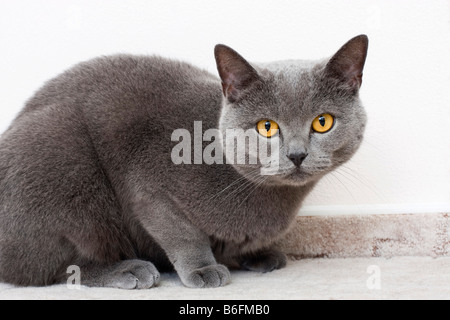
[214,44,260,102]
[325,34,368,92]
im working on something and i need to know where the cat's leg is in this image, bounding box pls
[238,248,287,273]
[0,230,160,290]
[0,233,77,286]
[136,197,231,288]
[59,213,164,289]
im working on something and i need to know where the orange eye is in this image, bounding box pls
[257,120,279,138]
[312,114,334,133]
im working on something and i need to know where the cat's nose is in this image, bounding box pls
[287,152,308,167]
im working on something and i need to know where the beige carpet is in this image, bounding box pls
[279,213,450,258]
[1,256,449,300]
[2,214,449,300]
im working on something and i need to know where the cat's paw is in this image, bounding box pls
[182,264,231,288]
[241,250,287,273]
[104,260,161,290]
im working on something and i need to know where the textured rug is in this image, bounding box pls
[1,256,449,300]
[1,213,449,300]
[278,213,450,258]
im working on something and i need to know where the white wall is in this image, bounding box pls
[1,0,449,215]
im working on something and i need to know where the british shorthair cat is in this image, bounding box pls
[0,35,368,288]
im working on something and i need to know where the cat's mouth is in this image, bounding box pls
[266,167,316,186]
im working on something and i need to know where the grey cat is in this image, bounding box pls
[0,35,368,289]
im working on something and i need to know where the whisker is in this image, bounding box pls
[220,172,261,204]
[235,176,268,210]
[206,169,262,210]
[206,172,252,203]
[338,164,386,202]
[328,171,359,205]
[323,173,339,196]
[362,139,385,154]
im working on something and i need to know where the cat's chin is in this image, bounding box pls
[233,166,320,187]
[262,169,319,187]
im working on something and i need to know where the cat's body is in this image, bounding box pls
[0,35,368,288]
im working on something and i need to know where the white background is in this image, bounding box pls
[0,0,449,215]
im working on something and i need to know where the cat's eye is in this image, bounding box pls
[312,114,334,133]
[257,120,279,138]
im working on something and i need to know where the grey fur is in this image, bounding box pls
[0,35,368,288]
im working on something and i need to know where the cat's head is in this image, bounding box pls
[215,35,368,186]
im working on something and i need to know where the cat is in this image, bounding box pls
[0,35,368,289]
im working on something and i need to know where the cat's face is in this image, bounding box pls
[215,35,368,186]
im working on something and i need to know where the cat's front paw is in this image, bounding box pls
[101,260,160,290]
[240,250,287,273]
[181,264,231,288]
